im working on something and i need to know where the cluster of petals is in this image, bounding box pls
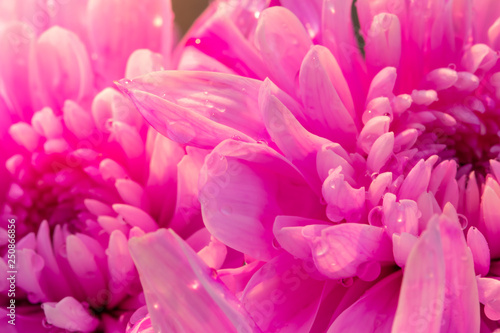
[0,1,208,332]
[119,0,500,332]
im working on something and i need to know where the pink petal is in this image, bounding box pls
[128,228,258,332]
[8,122,40,152]
[304,223,393,279]
[260,79,328,192]
[199,140,322,260]
[115,179,148,210]
[273,216,329,259]
[299,45,357,150]
[31,107,63,139]
[112,204,158,233]
[125,49,165,79]
[467,227,490,276]
[66,234,106,300]
[382,193,420,236]
[365,13,402,73]
[169,147,206,236]
[0,22,34,120]
[87,0,172,83]
[461,44,498,73]
[358,116,391,154]
[438,206,481,332]
[366,67,397,103]
[480,182,500,258]
[30,26,93,111]
[367,172,392,206]
[398,156,438,201]
[42,297,99,332]
[367,132,394,173]
[328,271,402,332]
[392,232,418,268]
[322,166,365,222]
[477,277,500,321]
[16,249,46,303]
[241,254,325,332]
[109,121,145,159]
[316,143,355,183]
[256,6,312,97]
[146,132,184,227]
[63,100,96,139]
[392,217,446,332]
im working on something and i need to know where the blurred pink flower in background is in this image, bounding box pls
[119,0,500,332]
[0,1,210,332]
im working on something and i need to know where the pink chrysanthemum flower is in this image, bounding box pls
[119,0,500,332]
[0,1,198,332]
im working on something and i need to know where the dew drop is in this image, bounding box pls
[203,91,208,95]
[368,206,384,227]
[458,214,468,230]
[315,240,329,256]
[448,63,457,70]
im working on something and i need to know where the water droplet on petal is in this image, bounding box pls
[458,214,468,229]
[368,206,384,227]
[272,238,281,249]
[315,239,329,256]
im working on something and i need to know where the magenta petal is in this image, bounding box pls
[199,139,322,261]
[305,223,392,279]
[328,271,402,332]
[128,228,258,332]
[241,254,325,332]
[42,297,99,332]
[392,217,446,332]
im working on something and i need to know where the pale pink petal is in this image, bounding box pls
[438,206,480,332]
[62,100,96,139]
[256,6,313,97]
[299,45,357,150]
[30,26,93,111]
[392,232,418,268]
[367,132,394,173]
[322,166,365,222]
[8,122,40,152]
[273,216,329,259]
[358,116,391,154]
[241,254,325,332]
[392,217,446,332]
[128,228,258,332]
[112,204,158,233]
[467,227,490,276]
[87,0,173,84]
[367,172,393,206]
[382,193,420,236]
[480,182,500,258]
[42,297,99,332]
[304,223,393,279]
[328,271,402,332]
[199,140,323,261]
[125,49,165,79]
[366,67,397,103]
[260,79,329,192]
[477,277,500,321]
[398,156,438,201]
[316,143,355,183]
[365,13,402,74]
